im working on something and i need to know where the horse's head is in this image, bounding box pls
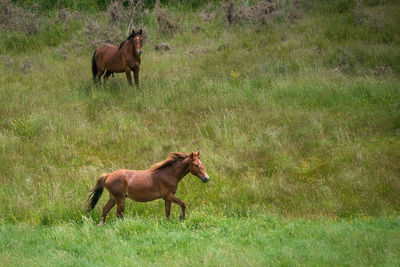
[188,151,210,183]
[129,29,143,56]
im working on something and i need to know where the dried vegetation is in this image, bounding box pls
[156,8,178,34]
[200,3,216,22]
[0,0,40,34]
[155,42,171,52]
[85,0,145,49]
[224,0,277,25]
[223,0,301,25]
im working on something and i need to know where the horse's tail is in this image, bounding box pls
[91,50,97,82]
[86,173,109,212]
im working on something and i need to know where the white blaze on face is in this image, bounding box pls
[199,160,209,179]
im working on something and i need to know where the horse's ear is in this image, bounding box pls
[139,29,142,35]
[131,29,135,34]
[196,151,200,157]
[190,152,194,159]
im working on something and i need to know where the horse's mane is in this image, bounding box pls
[118,32,140,50]
[118,36,131,50]
[149,152,189,171]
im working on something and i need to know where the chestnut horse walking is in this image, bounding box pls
[91,29,143,87]
[87,152,210,225]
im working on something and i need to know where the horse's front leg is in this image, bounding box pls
[166,193,186,220]
[125,68,133,86]
[164,199,171,219]
[133,66,139,89]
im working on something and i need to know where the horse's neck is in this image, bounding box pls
[163,159,190,182]
[122,40,135,56]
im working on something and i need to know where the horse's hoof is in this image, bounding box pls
[179,216,185,220]
[98,221,104,226]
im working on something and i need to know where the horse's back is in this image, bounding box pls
[105,169,148,187]
[105,169,135,182]
[96,43,118,56]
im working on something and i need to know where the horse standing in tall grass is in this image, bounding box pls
[87,152,210,225]
[91,29,142,87]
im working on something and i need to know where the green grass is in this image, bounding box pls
[1,0,400,265]
[2,215,400,266]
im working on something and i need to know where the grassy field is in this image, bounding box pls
[1,0,400,265]
[2,215,400,266]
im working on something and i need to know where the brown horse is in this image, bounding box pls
[87,152,210,225]
[91,29,142,87]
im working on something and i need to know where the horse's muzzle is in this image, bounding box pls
[136,50,142,56]
[201,176,210,183]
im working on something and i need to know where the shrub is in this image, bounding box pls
[85,0,146,49]
[156,9,178,34]
[224,0,277,25]
[0,0,40,34]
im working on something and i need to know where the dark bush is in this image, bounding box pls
[224,0,277,25]
[156,9,178,34]
[0,0,40,34]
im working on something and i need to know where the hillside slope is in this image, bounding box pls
[0,0,399,223]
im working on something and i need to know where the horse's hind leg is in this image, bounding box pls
[116,196,125,219]
[97,70,105,83]
[99,198,115,226]
[104,70,112,83]
[93,66,104,84]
